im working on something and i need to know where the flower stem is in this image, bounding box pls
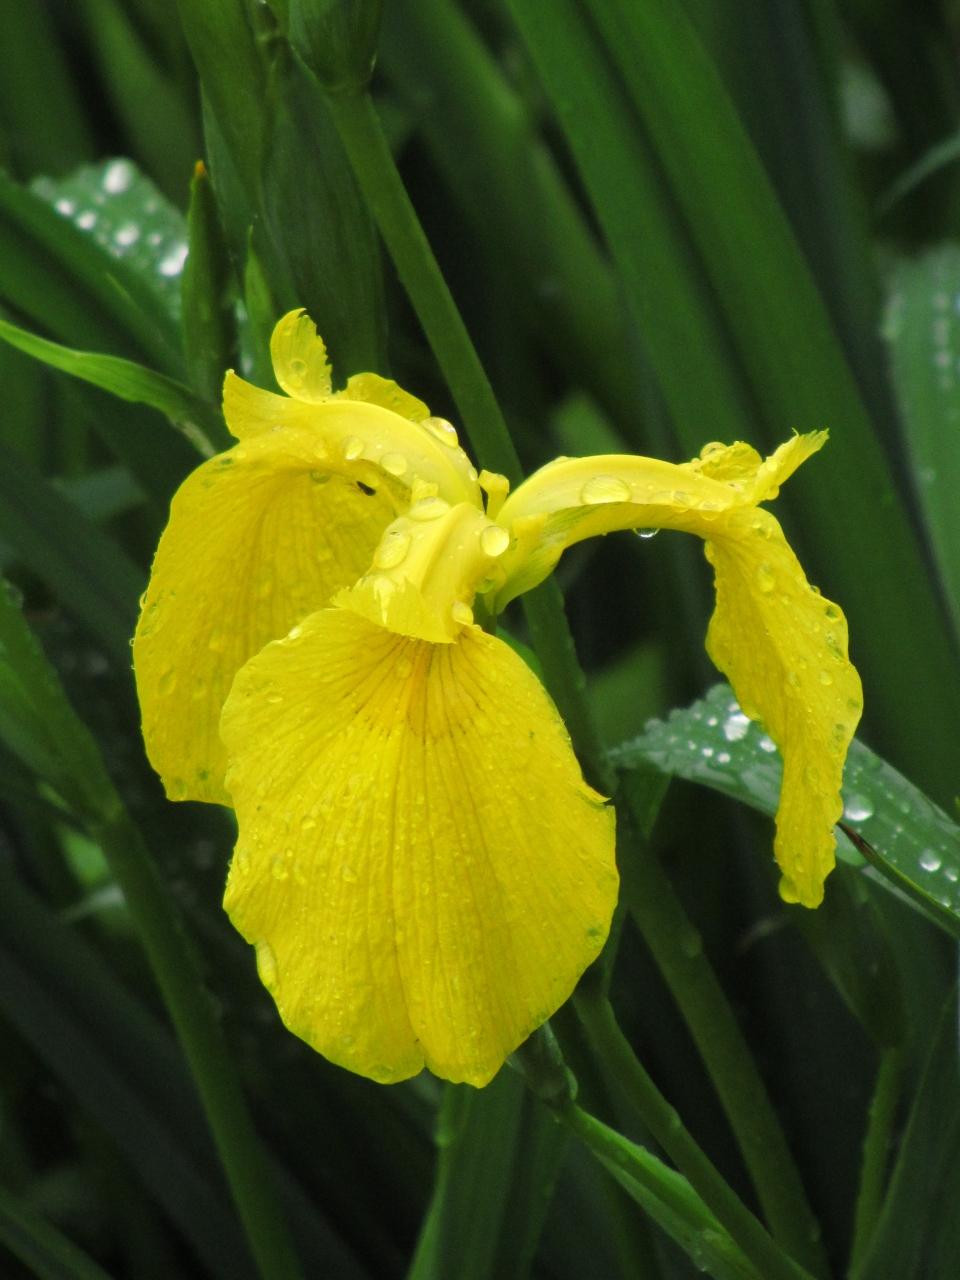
[618,774,830,1277]
[572,985,814,1280]
[93,807,303,1280]
[848,1048,903,1273]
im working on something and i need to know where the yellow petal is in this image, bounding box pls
[221,609,618,1086]
[704,509,862,906]
[223,371,315,441]
[133,431,397,804]
[340,372,430,422]
[270,309,333,402]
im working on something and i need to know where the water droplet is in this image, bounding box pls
[452,601,474,627]
[580,475,632,505]
[843,794,874,822]
[919,849,943,873]
[271,856,289,881]
[300,816,317,832]
[480,524,510,557]
[158,669,177,695]
[286,357,307,386]
[633,527,659,539]
[103,159,134,193]
[380,451,408,477]
[374,529,411,569]
[159,243,188,276]
[343,436,364,461]
[756,563,776,593]
[423,417,459,447]
[702,746,714,758]
[946,866,958,883]
[341,864,358,882]
[255,941,279,990]
[266,692,283,705]
[285,625,303,642]
[409,496,449,521]
[723,711,750,742]
[758,734,777,753]
[76,210,97,230]
[819,670,833,686]
[115,221,139,247]
[716,751,731,765]
[55,197,75,216]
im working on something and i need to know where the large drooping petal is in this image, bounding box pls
[134,429,400,804]
[491,434,860,905]
[220,609,618,1086]
[704,510,862,906]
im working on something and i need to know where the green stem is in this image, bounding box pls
[572,987,813,1280]
[618,777,830,1278]
[849,1048,904,1273]
[93,807,303,1280]
[322,88,522,485]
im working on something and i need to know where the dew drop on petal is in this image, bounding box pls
[423,417,459,447]
[343,436,364,461]
[409,496,450,522]
[580,475,632,505]
[374,529,411,569]
[380,451,408,477]
[843,794,874,822]
[633,527,659,539]
[451,601,474,627]
[756,563,776,593]
[480,524,510,558]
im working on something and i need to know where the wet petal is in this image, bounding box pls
[704,509,862,906]
[133,431,397,804]
[221,610,618,1086]
[270,309,333,401]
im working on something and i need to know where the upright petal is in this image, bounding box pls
[221,609,618,1086]
[704,510,862,906]
[270,309,333,401]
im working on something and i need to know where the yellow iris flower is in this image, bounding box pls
[134,310,861,1086]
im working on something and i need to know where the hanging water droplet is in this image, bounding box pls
[480,524,510,557]
[255,941,279,990]
[633,527,659,539]
[756,563,776,593]
[919,849,943,873]
[343,436,364,461]
[380,451,408,477]
[843,794,874,822]
[374,529,411,569]
[580,475,632,505]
